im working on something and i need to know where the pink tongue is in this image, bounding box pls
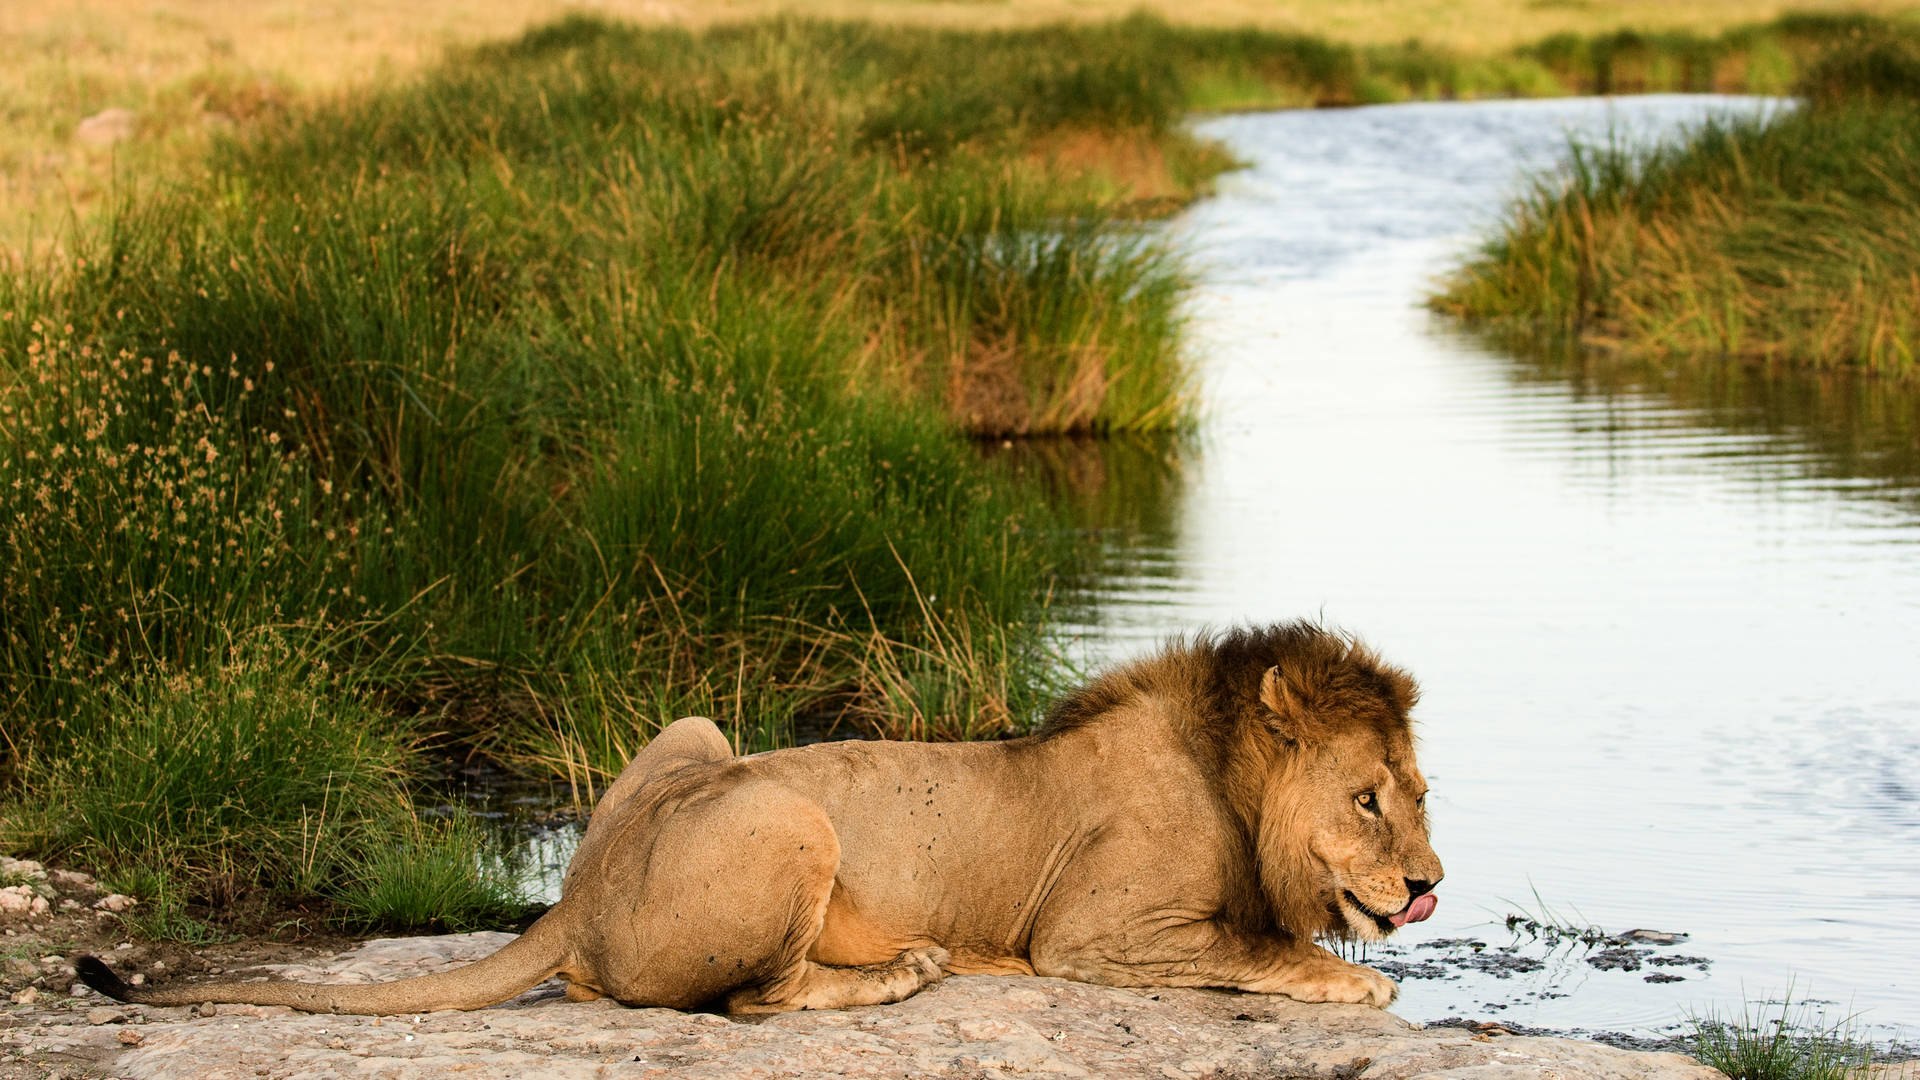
[1390,893,1438,927]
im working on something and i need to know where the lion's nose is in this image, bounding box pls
[1405,878,1436,899]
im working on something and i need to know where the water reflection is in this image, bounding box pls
[980,434,1194,639]
[1480,336,1920,518]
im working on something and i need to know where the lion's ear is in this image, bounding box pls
[1258,664,1325,740]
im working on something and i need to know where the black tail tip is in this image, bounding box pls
[74,955,135,1002]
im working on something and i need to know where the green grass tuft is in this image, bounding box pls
[1689,992,1875,1080]
[5,648,410,903]
[330,815,529,933]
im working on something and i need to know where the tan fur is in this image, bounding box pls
[84,623,1442,1015]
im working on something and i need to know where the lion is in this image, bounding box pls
[77,622,1442,1015]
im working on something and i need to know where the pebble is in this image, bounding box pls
[10,987,39,1005]
[50,869,97,889]
[118,1028,145,1047]
[94,895,138,914]
[86,1007,128,1026]
[0,885,51,918]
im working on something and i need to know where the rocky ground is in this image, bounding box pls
[0,912,1731,1080]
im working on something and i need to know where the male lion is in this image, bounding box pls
[78,622,1442,1015]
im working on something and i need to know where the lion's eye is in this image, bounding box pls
[1355,791,1378,813]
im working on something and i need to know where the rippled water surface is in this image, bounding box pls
[1061,96,1920,1043]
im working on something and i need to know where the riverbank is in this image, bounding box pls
[1434,32,1920,376]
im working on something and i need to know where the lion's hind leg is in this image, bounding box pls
[726,947,950,1015]
[585,777,946,1013]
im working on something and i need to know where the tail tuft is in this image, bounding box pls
[75,955,137,1002]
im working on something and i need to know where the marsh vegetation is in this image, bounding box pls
[1436,29,1920,376]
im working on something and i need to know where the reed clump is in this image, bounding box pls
[1435,31,1920,377]
[1688,991,1879,1080]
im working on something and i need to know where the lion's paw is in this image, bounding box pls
[1266,959,1397,1008]
[904,947,950,984]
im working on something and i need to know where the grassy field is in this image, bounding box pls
[10,1,1920,264]
[1435,31,1920,376]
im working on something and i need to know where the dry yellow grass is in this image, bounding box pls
[3,0,1916,261]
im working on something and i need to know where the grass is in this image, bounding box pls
[1689,991,1879,1079]
[1,14,1236,931]
[11,5,1920,263]
[1435,31,1920,377]
[1499,887,1612,948]
[1,644,528,937]
[331,814,529,933]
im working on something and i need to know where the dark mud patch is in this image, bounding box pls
[1428,1017,1697,1057]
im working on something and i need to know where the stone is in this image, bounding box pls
[11,987,39,1005]
[85,1007,128,1025]
[0,857,46,880]
[50,868,96,890]
[0,885,50,918]
[5,933,1725,1079]
[93,894,137,913]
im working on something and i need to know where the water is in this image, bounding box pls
[1057,95,1920,1044]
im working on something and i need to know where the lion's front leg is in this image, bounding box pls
[1032,918,1395,1008]
[1239,938,1396,1007]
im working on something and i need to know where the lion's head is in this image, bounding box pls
[1212,626,1444,943]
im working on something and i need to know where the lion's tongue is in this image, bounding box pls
[1390,893,1438,927]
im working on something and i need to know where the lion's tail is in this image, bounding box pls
[76,904,575,1015]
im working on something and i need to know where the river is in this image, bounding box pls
[1057,95,1920,1046]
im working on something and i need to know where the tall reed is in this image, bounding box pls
[1436,33,1920,377]
[0,15,1221,923]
